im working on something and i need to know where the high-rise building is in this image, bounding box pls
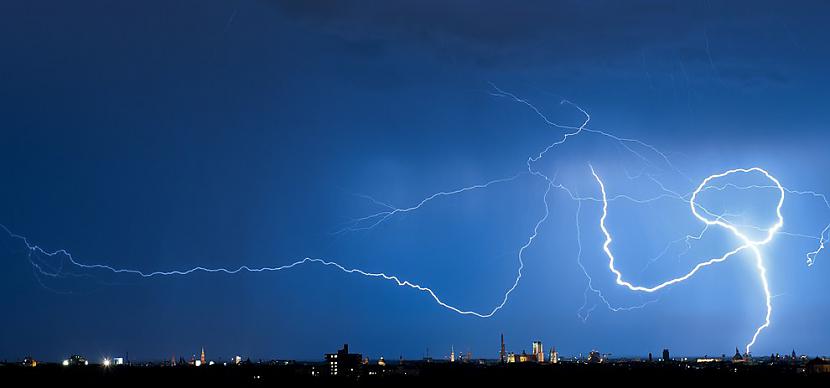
[662,348,670,362]
[450,345,455,362]
[499,334,506,364]
[532,341,544,363]
[325,344,363,377]
[200,347,206,366]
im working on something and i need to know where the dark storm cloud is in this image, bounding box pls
[4,0,830,361]
[273,0,698,65]
[269,0,824,89]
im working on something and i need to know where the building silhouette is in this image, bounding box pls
[732,347,747,363]
[63,355,88,366]
[662,348,670,362]
[499,334,506,364]
[325,344,362,377]
[22,356,37,367]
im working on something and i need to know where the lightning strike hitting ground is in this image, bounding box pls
[590,166,784,353]
[3,86,829,352]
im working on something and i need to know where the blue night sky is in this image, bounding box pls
[2,1,830,362]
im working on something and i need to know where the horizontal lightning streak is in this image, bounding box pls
[2,177,552,318]
[4,85,828,355]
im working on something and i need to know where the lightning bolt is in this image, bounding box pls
[589,166,784,354]
[4,85,829,354]
[1,221,541,318]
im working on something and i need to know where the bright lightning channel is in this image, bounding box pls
[590,166,784,354]
[4,85,830,353]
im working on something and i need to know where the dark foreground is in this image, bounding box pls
[3,362,830,387]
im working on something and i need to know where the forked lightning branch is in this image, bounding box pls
[4,86,828,354]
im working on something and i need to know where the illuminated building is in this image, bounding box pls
[587,350,602,364]
[532,341,544,363]
[499,334,506,364]
[22,356,37,367]
[62,355,89,366]
[378,357,386,366]
[732,347,747,363]
[507,342,547,363]
[807,358,830,374]
[549,347,559,364]
[200,347,206,366]
[662,348,670,362]
[450,345,455,362]
[324,344,362,377]
[507,351,534,363]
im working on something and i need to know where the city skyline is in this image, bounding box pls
[3,1,830,363]
[13,338,822,365]
[6,331,827,364]
[10,340,829,385]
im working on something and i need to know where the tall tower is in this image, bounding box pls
[499,334,506,363]
[200,347,206,365]
[450,345,455,362]
[532,341,544,363]
[549,347,559,364]
[662,348,670,362]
